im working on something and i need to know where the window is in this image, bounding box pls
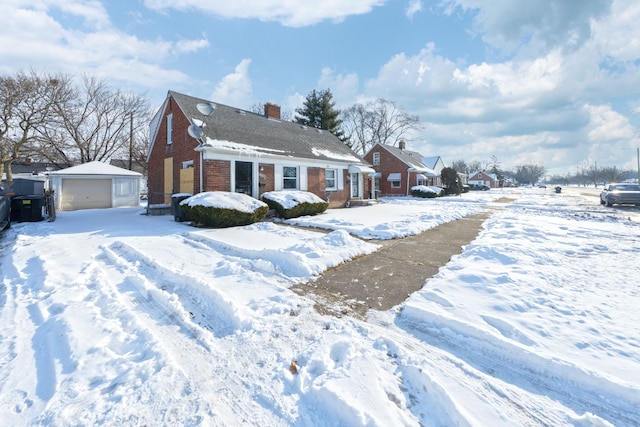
[166,114,173,145]
[391,180,401,188]
[325,169,337,190]
[283,166,298,189]
[372,152,380,166]
[182,160,193,169]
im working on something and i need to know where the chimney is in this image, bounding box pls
[25,157,32,165]
[398,141,406,150]
[264,103,281,120]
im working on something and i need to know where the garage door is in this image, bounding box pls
[60,179,112,211]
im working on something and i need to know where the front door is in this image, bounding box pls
[350,172,359,198]
[235,161,253,195]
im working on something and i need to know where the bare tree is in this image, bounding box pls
[449,159,468,174]
[0,70,73,182]
[585,162,600,187]
[37,75,150,165]
[514,163,547,186]
[342,98,420,155]
[600,165,625,184]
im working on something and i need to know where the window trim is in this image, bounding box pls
[325,168,337,191]
[166,114,173,145]
[372,152,380,166]
[283,166,298,189]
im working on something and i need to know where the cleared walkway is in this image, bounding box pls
[291,210,493,319]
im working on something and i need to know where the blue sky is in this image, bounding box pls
[2,0,640,176]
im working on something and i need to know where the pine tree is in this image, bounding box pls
[295,89,346,142]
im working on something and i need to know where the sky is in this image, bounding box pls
[1,187,639,425]
[2,0,640,176]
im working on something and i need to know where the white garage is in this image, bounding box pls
[49,161,142,211]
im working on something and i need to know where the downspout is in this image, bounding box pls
[199,150,203,193]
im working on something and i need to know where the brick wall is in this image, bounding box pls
[202,159,231,191]
[258,163,274,197]
[364,147,410,196]
[147,96,200,204]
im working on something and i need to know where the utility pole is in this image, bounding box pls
[129,111,133,171]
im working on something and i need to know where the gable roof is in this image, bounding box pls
[49,161,142,177]
[422,156,444,169]
[370,143,436,174]
[150,91,363,165]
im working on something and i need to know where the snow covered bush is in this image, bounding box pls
[261,190,329,219]
[411,185,444,198]
[180,191,268,228]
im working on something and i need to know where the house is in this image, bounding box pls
[48,161,142,211]
[421,156,446,186]
[468,171,498,188]
[2,158,71,183]
[362,142,437,197]
[146,91,375,208]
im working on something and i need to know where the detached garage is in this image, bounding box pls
[49,161,142,211]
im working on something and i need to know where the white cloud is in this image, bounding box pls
[142,0,386,27]
[318,68,360,107]
[442,0,610,56]
[405,0,423,19]
[585,104,635,142]
[0,1,205,97]
[174,36,209,54]
[211,59,254,109]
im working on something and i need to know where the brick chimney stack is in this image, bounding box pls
[264,103,281,120]
[398,141,406,150]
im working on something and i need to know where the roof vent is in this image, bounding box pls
[300,125,307,130]
[316,129,322,134]
[236,109,246,115]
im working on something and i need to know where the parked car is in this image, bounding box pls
[0,186,11,231]
[600,183,640,207]
[471,184,491,191]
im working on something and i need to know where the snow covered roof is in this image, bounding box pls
[374,143,436,175]
[163,91,363,165]
[49,161,142,177]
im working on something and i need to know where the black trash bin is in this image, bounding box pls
[555,186,562,194]
[171,193,192,222]
[11,195,44,222]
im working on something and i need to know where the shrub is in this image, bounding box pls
[411,185,444,198]
[261,190,329,219]
[180,192,268,228]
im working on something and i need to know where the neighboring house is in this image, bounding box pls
[147,91,375,208]
[468,171,498,188]
[48,161,142,211]
[421,156,446,186]
[2,158,70,182]
[362,142,437,197]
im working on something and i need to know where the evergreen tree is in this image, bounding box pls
[295,89,345,142]
[441,167,461,195]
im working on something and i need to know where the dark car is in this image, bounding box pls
[0,186,11,231]
[600,183,640,207]
[471,184,491,191]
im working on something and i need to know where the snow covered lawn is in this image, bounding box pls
[1,187,638,426]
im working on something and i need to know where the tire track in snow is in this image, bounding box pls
[383,308,640,427]
[92,241,290,426]
[365,311,571,427]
